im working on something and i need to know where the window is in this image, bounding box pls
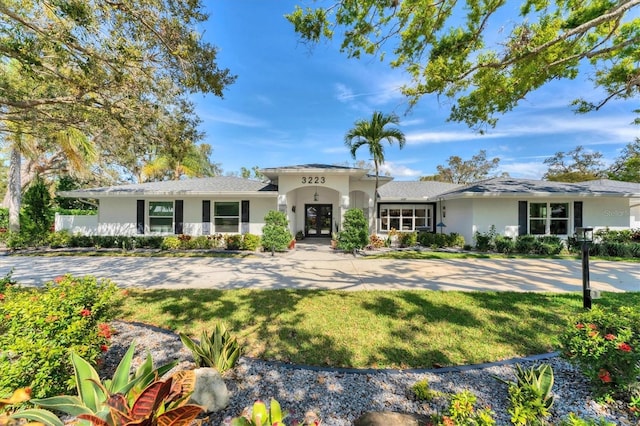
[149,201,173,233]
[214,202,240,233]
[379,204,432,232]
[529,202,569,235]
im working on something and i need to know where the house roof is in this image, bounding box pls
[438,177,640,199]
[260,163,392,185]
[378,181,462,201]
[58,176,278,198]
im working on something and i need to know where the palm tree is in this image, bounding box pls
[344,111,406,210]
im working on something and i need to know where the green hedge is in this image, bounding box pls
[39,231,261,251]
[417,232,465,248]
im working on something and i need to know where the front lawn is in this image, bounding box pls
[118,289,640,369]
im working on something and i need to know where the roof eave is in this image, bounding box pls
[58,191,279,198]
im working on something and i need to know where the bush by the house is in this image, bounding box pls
[397,231,418,248]
[261,210,293,252]
[560,306,640,402]
[241,233,261,250]
[225,234,243,250]
[474,226,497,251]
[417,232,465,248]
[494,235,515,254]
[337,208,368,252]
[0,274,121,398]
[368,234,385,249]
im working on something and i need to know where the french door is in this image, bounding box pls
[305,204,332,237]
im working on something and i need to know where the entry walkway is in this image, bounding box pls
[0,243,638,292]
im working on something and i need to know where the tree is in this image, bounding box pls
[239,166,266,181]
[543,146,605,182]
[20,175,53,246]
[261,210,293,254]
[608,139,640,182]
[337,208,369,254]
[344,111,406,204]
[420,150,505,184]
[1,1,236,228]
[287,1,640,129]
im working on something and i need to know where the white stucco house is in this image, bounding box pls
[57,164,640,243]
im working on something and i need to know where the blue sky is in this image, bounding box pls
[192,1,639,180]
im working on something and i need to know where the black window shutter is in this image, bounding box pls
[241,200,250,223]
[175,200,184,234]
[202,200,211,222]
[136,200,145,234]
[518,201,527,236]
[202,200,211,235]
[574,201,583,230]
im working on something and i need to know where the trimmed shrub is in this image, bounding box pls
[397,231,417,248]
[537,235,564,255]
[417,232,465,248]
[242,233,261,251]
[48,230,72,248]
[515,234,537,254]
[494,235,515,254]
[337,208,369,252]
[0,274,121,398]
[474,226,496,251]
[225,234,243,250]
[261,210,292,252]
[161,236,181,250]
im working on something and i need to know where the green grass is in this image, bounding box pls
[117,289,640,369]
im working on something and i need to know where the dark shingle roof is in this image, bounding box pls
[438,177,640,198]
[59,176,277,198]
[378,181,462,201]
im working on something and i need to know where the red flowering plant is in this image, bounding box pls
[0,274,121,398]
[560,306,640,402]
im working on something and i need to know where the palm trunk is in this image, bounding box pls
[374,161,379,233]
[8,144,21,232]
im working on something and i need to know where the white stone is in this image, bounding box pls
[189,367,230,413]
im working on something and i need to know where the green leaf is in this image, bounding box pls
[252,400,268,426]
[30,395,92,417]
[9,408,65,426]
[71,351,103,413]
[110,340,137,394]
[269,398,283,423]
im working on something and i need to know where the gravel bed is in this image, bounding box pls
[101,321,634,426]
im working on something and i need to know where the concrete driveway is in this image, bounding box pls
[0,241,638,292]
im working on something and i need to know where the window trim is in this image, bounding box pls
[148,200,174,234]
[214,201,241,233]
[528,201,570,236]
[378,203,433,233]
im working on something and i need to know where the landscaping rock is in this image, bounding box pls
[189,367,230,413]
[353,411,432,426]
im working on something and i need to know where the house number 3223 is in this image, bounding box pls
[301,176,325,184]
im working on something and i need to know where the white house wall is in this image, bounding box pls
[94,196,276,236]
[442,198,474,244]
[584,197,633,231]
[443,197,636,244]
[98,198,139,235]
[470,198,519,239]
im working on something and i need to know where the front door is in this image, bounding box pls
[305,204,332,237]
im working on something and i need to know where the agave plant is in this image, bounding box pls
[495,363,554,425]
[32,341,177,423]
[179,322,241,373]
